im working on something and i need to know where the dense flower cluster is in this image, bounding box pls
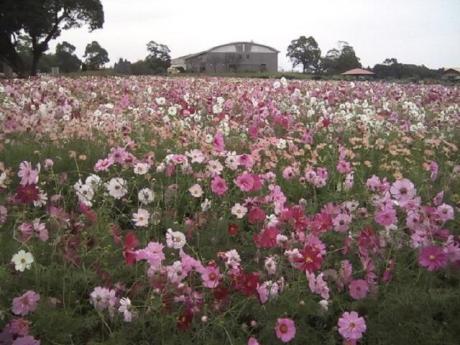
[0,76,459,344]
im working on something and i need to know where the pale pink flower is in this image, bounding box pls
[18,161,39,186]
[338,311,367,341]
[11,291,40,316]
[348,279,369,300]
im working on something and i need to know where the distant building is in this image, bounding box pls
[341,68,375,78]
[172,42,279,73]
[442,68,460,81]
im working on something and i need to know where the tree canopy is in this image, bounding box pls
[286,36,321,73]
[146,41,171,74]
[321,41,361,75]
[0,0,103,76]
[84,41,109,70]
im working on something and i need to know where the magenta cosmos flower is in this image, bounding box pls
[211,175,228,196]
[418,245,448,271]
[275,318,296,343]
[338,311,366,341]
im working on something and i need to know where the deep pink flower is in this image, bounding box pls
[11,291,40,316]
[235,172,255,192]
[275,318,296,343]
[253,227,279,248]
[338,311,367,341]
[213,131,225,152]
[248,207,266,224]
[418,245,448,271]
[348,279,369,300]
[211,175,228,196]
[15,184,40,204]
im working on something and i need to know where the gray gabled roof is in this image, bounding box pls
[174,41,279,61]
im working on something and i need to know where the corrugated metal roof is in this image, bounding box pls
[174,42,279,61]
[341,68,375,75]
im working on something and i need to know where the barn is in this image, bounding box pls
[172,42,279,73]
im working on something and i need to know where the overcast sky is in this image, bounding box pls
[49,0,460,71]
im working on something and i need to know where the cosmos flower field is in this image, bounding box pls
[0,76,459,345]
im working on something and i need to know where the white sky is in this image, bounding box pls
[50,0,460,71]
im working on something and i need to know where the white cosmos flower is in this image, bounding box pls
[201,198,211,211]
[11,250,34,272]
[85,174,102,188]
[156,97,166,105]
[231,203,248,219]
[106,177,128,199]
[138,188,155,205]
[133,208,150,227]
[134,162,150,175]
[166,229,186,249]
[168,106,177,116]
[188,184,203,198]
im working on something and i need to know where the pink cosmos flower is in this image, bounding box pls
[348,279,369,300]
[11,291,40,316]
[235,172,255,192]
[90,287,117,312]
[390,179,416,201]
[374,207,396,227]
[238,154,254,169]
[200,265,221,288]
[338,311,367,341]
[333,213,352,232]
[418,245,448,271]
[337,160,352,174]
[135,242,165,269]
[211,175,228,196]
[6,318,30,337]
[18,161,39,186]
[213,131,225,152]
[12,336,41,345]
[94,158,114,172]
[436,203,454,222]
[275,318,296,343]
[282,166,296,180]
[248,336,260,345]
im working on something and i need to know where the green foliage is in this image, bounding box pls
[286,36,321,74]
[321,41,362,75]
[145,41,172,75]
[84,41,110,70]
[373,58,442,80]
[0,0,104,76]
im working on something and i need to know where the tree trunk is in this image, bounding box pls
[31,51,41,76]
[0,35,26,77]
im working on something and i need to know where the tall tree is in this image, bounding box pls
[286,36,321,73]
[145,41,171,74]
[320,42,361,75]
[0,0,103,76]
[83,41,109,70]
[55,41,81,73]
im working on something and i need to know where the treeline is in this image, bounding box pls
[287,36,443,79]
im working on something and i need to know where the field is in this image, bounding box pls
[0,76,459,345]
